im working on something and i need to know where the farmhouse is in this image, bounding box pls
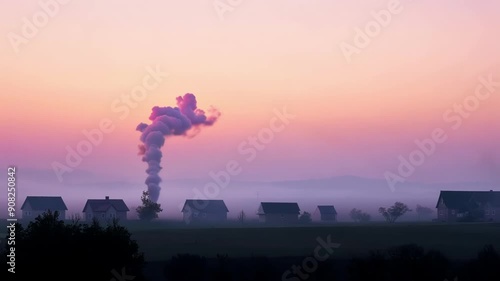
[20,196,68,220]
[181,199,229,224]
[82,196,129,222]
[313,205,337,222]
[436,190,500,222]
[257,202,300,224]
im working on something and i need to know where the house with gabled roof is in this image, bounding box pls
[181,199,229,224]
[21,196,68,220]
[313,205,337,222]
[82,196,129,222]
[257,202,300,224]
[436,190,500,222]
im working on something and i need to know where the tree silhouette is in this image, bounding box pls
[136,190,163,221]
[415,204,434,220]
[237,210,246,225]
[299,211,312,224]
[1,210,145,280]
[379,202,411,223]
[349,208,371,222]
[459,244,500,281]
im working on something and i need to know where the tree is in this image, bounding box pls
[350,208,371,222]
[415,204,434,220]
[299,211,312,224]
[237,210,246,224]
[136,190,163,221]
[1,211,145,280]
[379,202,411,223]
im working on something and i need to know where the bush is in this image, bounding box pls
[1,211,145,280]
[299,212,312,224]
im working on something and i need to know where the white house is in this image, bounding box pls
[82,196,129,222]
[20,196,68,220]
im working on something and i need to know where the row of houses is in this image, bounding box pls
[20,196,338,223]
[21,196,130,222]
[182,200,338,223]
[19,190,500,223]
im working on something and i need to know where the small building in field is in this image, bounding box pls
[257,202,300,224]
[82,196,129,222]
[181,199,229,224]
[20,196,68,220]
[313,205,337,222]
[436,190,500,222]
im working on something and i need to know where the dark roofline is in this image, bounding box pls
[260,202,299,204]
[436,190,500,208]
[317,205,337,215]
[259,202,300,214]
[182,199,229,213]
[82,198,130,212]
[21,196,68,211]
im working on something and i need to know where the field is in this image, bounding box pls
[129,222,500,262]
[3,220,499,262]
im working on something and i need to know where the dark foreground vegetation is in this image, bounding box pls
[1,211,146,281]
[158,244,500,281]
[2,213,499,281]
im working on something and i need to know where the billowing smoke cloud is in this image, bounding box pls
[136,93,221,202]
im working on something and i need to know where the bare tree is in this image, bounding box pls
[379,202,411,223]
[237,210,246,224]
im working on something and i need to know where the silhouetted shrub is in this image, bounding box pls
[1,211,145,281]
[459,245,500,281]
[299,212,312,224]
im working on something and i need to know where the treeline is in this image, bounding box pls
[1,211,146,281]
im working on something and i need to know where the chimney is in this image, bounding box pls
[105,196,109,200]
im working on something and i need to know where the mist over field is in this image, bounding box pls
[2,168,495,221]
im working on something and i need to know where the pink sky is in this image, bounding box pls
[1,0,500,190]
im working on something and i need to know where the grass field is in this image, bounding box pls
[129,222,500,262]
[3,220,499,263]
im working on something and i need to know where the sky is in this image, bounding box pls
[1,0,499,217]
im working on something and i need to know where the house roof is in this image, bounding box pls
[258,202,300,214]
[182,199,229,213]
[436,190,500,211]
[21,196,67,211]
[82,198,129,212]
[317,205,337,215]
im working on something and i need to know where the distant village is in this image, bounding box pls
[19,190,500,224]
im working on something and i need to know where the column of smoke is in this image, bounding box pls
[136,93,221,202]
